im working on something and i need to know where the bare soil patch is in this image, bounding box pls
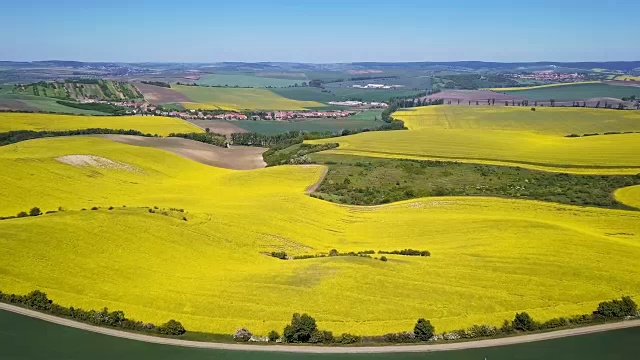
[0,99,38,111]
[134,83,191,104]
[94,135,266,170]
[56,155,140,172]
[186,119,248,136]
[421,90,524,103]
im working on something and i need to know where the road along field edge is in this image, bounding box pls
[2,303,639,354]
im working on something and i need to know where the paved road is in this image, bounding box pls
[1,303,639,354]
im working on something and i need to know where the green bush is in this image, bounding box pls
[283,313,317,343]
[512,312,537,331]
[29,207,42,216]
[595,296,638,318]
[268,330,280,342]
[157,319,186,335]
[414,318,435,341]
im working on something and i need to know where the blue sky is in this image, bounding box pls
[1,0,638,63]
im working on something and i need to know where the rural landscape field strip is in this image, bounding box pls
[0,113,203,136]
[492,82,640,101]
[172,85,325,110]
[309,106,640,174]
[93,134,267,170]
[614,185,640,209]
[3,303,640,354]
[1,136,640,336]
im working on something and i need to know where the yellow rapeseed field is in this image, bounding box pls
[309,106,640,174]
[1,136,639,336]
[614,75,640,81]
[0,113,203,136]
[614,185,640,209]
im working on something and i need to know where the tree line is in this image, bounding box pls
[0,290,185,336]
[55,100,130,115]
[0,129,156,147]
[1,289,636,345]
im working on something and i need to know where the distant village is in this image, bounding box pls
[511,71,585,81]
[78,99,371,121]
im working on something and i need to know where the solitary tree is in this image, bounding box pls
[283,313,317,343]
[29,207,42,216]
[512,312,536,331]
[414,318,435,341]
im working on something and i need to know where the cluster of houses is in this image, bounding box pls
[79,99,379,121]
[352,84,405,89]
[511,71,585,81]
[328,100,388,108]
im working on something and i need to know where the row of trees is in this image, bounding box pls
[0,290,185,336]
[55,100,130,115]
[0,128,156,147]
[1,289,637,345]
[168,132,227,147]
[235,297,638,344]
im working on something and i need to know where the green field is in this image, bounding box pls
[495,83,640,101]
[196,74,305,88]
[173,85,325,110]
[231,110,383,135]
[309,106,640,174]
[272,87,424,103]
[0,93,107,115]
[272,87,340,102]
[11,80,143,101]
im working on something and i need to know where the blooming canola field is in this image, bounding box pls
[309,106,640,174]
[0,113,203,136]
[1,135,640,336]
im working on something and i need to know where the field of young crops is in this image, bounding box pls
[309,106,640,174]
[173,85,325,111]
[195,74,305,88]
[493,82,640,101]
[0,113,203,136]
[1,136,640,336]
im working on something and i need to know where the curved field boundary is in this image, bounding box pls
[1,303,639,354]
[489,81,602,91]
[320,149,640,175]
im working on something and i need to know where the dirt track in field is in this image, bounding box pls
[93,135,266,170]
[134,83,191,104]
[305,165,328,194]
[1,303,639,354]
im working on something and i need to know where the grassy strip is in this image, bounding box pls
[308,154,640,209]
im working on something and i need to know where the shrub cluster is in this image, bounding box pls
[168,132,227,147]
[565,131,640,138]
[378,249,431,257]
[1,207,44,221]
[0,290,185,336]
[140,81,171,88]
[55,100,130,115]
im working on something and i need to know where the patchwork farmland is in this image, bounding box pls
[1,102,639,341]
